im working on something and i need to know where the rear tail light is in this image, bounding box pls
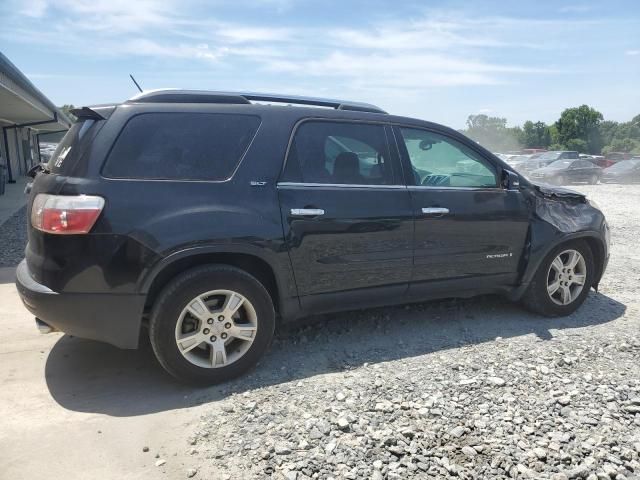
[31,194,105,235]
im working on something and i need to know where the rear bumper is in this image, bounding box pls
[15,259,145,349]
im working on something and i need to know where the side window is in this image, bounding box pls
[282,121,395,185]
[398,128,498,188]
[103,113,260,180]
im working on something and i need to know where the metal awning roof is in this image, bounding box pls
[0,52,72,131]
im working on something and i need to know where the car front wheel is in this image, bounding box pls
[149,265,275,384]
[522,240,594,317]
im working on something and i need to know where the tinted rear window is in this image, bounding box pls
[48,119,104,175]
[103,113,260,180]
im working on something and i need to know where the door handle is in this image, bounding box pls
[291,208,325,217]
[422,207,449,216]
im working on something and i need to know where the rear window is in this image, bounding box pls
[102,113,260,180]
[48,119,104,175]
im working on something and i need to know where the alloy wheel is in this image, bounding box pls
[546,249,587,306]
[174,289,258,368]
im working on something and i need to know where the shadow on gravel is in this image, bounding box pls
[45,292,626,417]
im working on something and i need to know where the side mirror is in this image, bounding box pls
[502,169,520,190]
[418,140,433,151]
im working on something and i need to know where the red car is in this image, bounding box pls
[597,152,633,168]
[521,148,548,155]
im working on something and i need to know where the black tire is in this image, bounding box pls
[521,239,595,317]
[149,265,275,385]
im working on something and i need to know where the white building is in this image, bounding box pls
[0,52,72,193]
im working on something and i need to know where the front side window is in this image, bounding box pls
[398,128,498,188]
[282,121,395,185]
[103,113,260,180]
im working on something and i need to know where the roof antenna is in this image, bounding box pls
[129,74,143,93]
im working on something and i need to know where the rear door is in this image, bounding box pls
[277,120,413,309]
[392,126,530,296]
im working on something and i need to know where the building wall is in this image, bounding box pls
[0,123,40,188]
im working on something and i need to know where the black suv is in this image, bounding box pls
[16,90,610,384]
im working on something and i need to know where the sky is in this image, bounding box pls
[1,0,638,129]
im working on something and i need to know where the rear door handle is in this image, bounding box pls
[422,207,449,216]
[291,208,325,217]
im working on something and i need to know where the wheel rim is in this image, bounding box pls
[174,289,258,369]
[546,249,587,306]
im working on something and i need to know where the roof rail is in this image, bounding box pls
[126,89,387,114]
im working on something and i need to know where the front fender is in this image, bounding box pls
[510,187,609,300]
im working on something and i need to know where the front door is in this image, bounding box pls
[278,120,413,309]
[392,126,530,296]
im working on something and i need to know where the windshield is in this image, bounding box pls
[536,152,562,161]
[607,159,640,171]
[547,160,573,169]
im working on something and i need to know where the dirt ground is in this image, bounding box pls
[0,183,637,479]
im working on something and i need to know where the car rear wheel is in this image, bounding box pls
[521,240,594,317]
[149,265,275,384]
[589,174,598,185]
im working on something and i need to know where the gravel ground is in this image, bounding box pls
[179,184,640,480]
[2,184,639,480]
[0,206,27,267]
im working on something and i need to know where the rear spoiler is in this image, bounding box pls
[69,105,116,121]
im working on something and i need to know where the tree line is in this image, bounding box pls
[462,105,640,155]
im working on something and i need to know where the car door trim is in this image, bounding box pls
[407,185,506,192]
[277,182,407,190]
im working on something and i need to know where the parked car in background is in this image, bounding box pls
[598,151,633,169]
[513,151,576,176]
[601,158,640,183]
[521,148,547,155]
[38,142,58,163]
[16,89,610,384]
[579,154,601,164]
[535,151,580,165]
[505,154,532,172]
[529,159,602,185]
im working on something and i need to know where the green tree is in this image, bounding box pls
[603,138,640,154]
[463,114,521,152]
[601,116,640,154]
[554,105,603,154]
[520,121,551,148]
[59,104,76,122]
[599,120,619,148]
[565,138,588,153]
[548,143,566,151]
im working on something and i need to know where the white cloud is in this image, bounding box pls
[216,26,292,43]
[558,4,593,13]
[626,50,640,56]
[1,2,612,94]
[17,0,49,17]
